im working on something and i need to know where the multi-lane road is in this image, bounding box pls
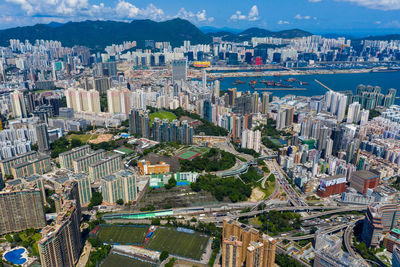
[266,159,308,207]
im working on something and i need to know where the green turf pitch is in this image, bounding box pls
[145,227,209,260]
[149,111,177,124]
[96,225,148,245]
[101,253,156,267]
[176,150,198,160]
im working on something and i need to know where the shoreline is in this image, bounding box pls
[190,68,400,79]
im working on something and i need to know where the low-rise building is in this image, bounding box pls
[138,160,170,175]
[350,170,380,194]
[317,174,346,198]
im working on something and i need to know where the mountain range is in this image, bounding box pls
[0,18,399,50]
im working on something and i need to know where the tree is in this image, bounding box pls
[31,144,38,151]
[116,199,124,205]
[70,138,83,148]
[88,237,102,248]
[165,177,177,190]
[5,234,13,243]
[160,251,169,261]
[88,191,103,210]
[13,234,21,243]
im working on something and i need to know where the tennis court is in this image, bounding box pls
[175,150,200,160]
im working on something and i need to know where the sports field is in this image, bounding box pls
[95,225,148,245]
[149,111,177,124]
[175,146,209,160]
[145,227,209,260]
[101,254,156,267]
[175,150,200,160]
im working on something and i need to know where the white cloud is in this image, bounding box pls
[4,0,166,21]
[337,0,400,11]
[278,20,290,24]
[248,5,259,21]
[309,0,322,2]
[5,0,89,16]
[375,20,382,24]
[230,5,259,21]
[230,11,246,20]
[115,1,139,18]
[175,8,213,23]
[294,14,311,20]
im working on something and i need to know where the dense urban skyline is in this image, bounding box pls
[2,0,400,35]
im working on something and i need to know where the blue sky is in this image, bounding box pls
[1,0,400,35]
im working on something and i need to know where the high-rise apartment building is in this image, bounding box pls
[101,170,137,204]
[172,59,187,81]
[0,151,37,178]
[38,200,82,267]
[65,88,101,113]
[52,180,82,222]
[88,155,122,182]
[227,88,237,106]
[261,92,270,114]
[362,202,400,247]
[222,219,276,267]
[360,109,370,126]
[0,189,46,235]
[72,173,92,206]
[233,93,253,115]
[129,109,150,138]
[151,118,193,144]
[72,149,105,173]
[347,102,361,124]
[35,123,50,151]
[393,246,400,267]
[107,87,131,115]
[93,77,111,94]
[59,145,91,170]
[11,155,51,178]
[246,241,264,267]
[10,91,28,118]
[222,236,243,267]
[252,92,259,113]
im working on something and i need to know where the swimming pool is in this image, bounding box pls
[4,247,27,265]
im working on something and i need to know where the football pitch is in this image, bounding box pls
[145,227,210,260]
[95,225,148,245]
[101,254,156,267]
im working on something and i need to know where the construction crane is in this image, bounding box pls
[314,79,333,92]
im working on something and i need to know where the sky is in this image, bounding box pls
[1,0,400,36]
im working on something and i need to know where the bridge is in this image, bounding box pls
[300,205,367,221]
[219,154,278,177]
[204,205,368,223]
[285,223,351,241]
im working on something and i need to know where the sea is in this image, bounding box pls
[217,71,400,105]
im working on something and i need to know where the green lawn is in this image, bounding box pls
[149,111,177,125]
[101,253,156,267]
[95,225,149,245]
[69,134,98,143]
[145,227,209,260]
